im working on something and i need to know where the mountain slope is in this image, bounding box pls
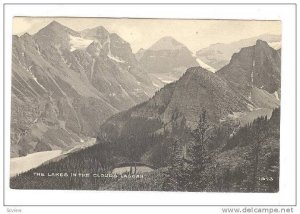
[196,34,281,70]
[11,21,157,157]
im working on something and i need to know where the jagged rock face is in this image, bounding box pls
[196,34,281,70]
[217,40,281,103]
[83,27,139,67]
[252,40,281,93]
[137,37,199,87]
[11,21,156,157]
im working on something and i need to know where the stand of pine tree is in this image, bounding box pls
[10,108,280,192]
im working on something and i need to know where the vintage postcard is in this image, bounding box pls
[10,17,281,192]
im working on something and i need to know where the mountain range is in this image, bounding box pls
[11,21,156,157]
[10,20,281,192]
[196,34,281,70]
[11,20,281,164]
[96,40,280,165]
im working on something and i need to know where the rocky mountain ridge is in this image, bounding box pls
[11,21,157,157]
[196,34,281,70]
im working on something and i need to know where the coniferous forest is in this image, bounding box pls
[11,108,280,192]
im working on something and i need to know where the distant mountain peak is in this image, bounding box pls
[46,20,69,31]
[82,26,109,36]
[138,36,199,86]
[36,20,79,37]
[148,36,185,51]
[48,20,62,26]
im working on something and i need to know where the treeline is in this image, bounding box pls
[162,107,280,192]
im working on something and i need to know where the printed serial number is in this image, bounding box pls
[258,177,274,181]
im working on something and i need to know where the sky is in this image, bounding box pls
[13,17,281,53]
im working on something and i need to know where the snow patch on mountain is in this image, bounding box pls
[273,91,280,100]
[247,103,255,111]
[32,74,46,90]
[152,82,161,88]
[156,76,174,84]
[268,41,281,50]
[195,57,216,73]
[69,35,93,51]
[27,66,46,90]
[102,34,126,63]
[108,54,125,63]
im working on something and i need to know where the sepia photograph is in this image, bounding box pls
[8,17,282,193]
